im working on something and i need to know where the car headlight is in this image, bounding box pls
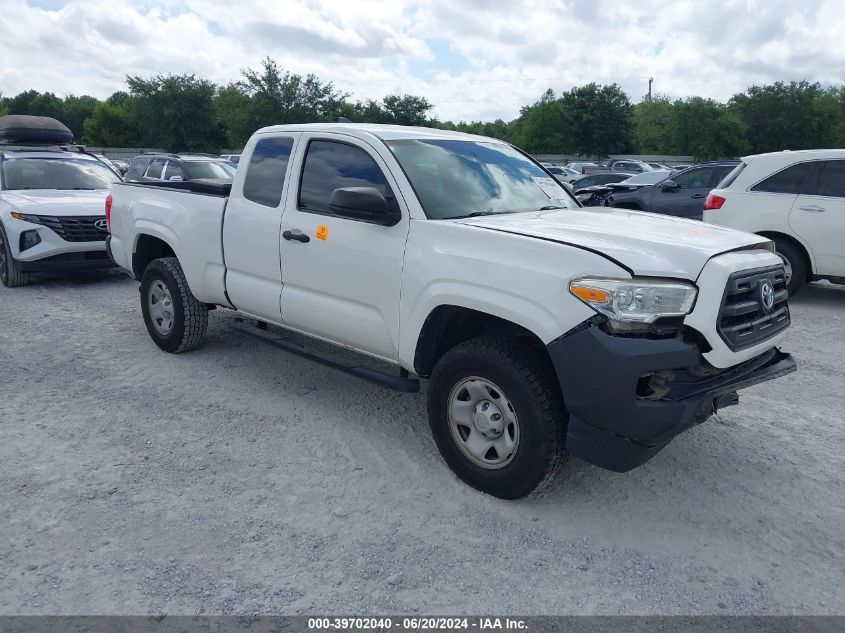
[569,277,697,330]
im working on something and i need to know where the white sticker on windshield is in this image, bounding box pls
[532,176,567,200]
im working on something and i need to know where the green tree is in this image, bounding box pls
[4,90,65,120]
[820,86,845,146]
[83,100,140,147]
[632,96,673,154]
[668,97,748,160]
[729,81,835,152]
[213,83,253,148]
[126,73,223,151]
[351,94,433,125]
[510,89,572,154]
[562,83,633,156]
[61,95,99,141]
[239,57,348,128]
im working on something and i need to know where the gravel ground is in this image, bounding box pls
[0,270,843,616]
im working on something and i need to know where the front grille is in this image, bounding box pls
[717,265,790,351]
[26,215,108,242]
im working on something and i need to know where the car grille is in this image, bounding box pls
[717,265,790,351]
[25,215,108,243]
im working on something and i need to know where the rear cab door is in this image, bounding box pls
[222,132,302,322]
[278,132,411,361]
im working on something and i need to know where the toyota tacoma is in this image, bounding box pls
[106,123,796,499]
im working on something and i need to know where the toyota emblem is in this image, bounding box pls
[759,280,775,311]
[94,219,108,231]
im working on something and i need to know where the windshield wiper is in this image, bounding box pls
[450,210,519,219]
[59,187,96,190]
[536,205,565,211]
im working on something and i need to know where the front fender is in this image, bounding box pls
[398,220,628,369]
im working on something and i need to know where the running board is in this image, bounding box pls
[231,318,420,393]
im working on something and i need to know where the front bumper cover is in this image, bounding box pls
[547,323,796,472]
[18,250,116,272]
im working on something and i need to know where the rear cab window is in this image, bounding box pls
[242,136,295,208]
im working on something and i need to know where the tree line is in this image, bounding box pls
[1,57,844,160]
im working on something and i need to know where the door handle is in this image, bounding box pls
[691,193,706,199]
[798,205,826,212]
[283,229,310,243]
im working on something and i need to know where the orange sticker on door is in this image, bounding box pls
[316,225,329,241]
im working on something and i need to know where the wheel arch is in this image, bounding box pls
[132,233,177,280]
[412,304,553,378]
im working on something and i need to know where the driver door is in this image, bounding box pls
[279,135,410,361]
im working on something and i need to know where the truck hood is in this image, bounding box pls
[2,189,109,217]
[454,207,769,280]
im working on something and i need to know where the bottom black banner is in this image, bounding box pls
[0,617,842,633]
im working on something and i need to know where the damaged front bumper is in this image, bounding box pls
[547,323,796,472]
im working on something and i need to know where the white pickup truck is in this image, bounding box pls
[107,123,796,499]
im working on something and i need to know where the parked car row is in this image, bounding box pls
[0,115,240,288]
[123,152,236,183]
[607,160,740,219]
[546,151,845,295]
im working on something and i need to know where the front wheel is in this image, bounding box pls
[427,337,567,499]
[140,257,208,353]
[0,223,30,287]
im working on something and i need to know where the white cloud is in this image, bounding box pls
[2,0,845,122]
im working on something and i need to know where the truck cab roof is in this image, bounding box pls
[254,123,500,143]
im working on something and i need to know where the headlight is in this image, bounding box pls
[569,277,697,328]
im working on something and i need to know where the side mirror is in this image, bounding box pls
[660,180,680,192]
[329,187,400,226]
[169,175,183,182]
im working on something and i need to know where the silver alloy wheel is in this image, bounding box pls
[776,251,794,287]
[148,280,175,335]
[447,376,520,469]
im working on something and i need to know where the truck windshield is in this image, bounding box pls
[1,157,121,190]
[385,139,577,219]
[183,161,235,180]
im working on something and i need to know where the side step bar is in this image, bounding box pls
[231,318,420,393]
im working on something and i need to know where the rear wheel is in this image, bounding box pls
[773,239,808,296]
[140,257,208,353]
[427,337,567,499]
[0,223,29,288]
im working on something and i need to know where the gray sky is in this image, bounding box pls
[3,0,844,121]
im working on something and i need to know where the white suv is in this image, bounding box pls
[704,149,845,294]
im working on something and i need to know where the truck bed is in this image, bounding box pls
[108,181,230,306]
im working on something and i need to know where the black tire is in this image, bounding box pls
[773,239,808,296]
[426,337,567,499]
[140,257,208,353]
[0,223,30,287]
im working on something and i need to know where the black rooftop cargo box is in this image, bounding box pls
[0,115,74,145]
